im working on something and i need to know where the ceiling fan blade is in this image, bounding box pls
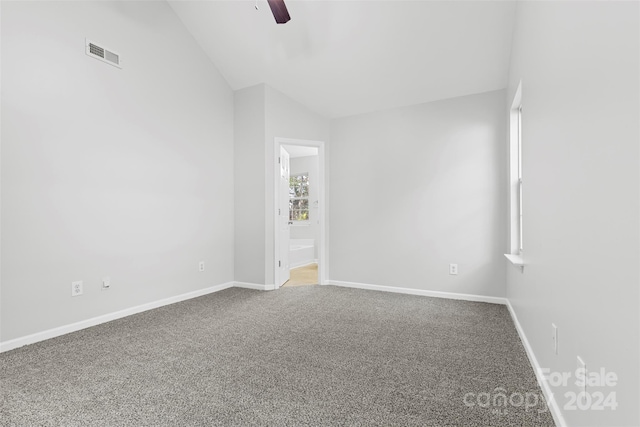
[267,0,291,24]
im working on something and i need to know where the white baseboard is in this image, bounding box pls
[0,281,235,353]
[506,300,566,427]
[326,280,507,305]
[234,282,276,291]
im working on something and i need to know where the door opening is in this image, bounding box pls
[274,138,326,288]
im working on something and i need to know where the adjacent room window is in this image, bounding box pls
[510,82,523,254]
[289,173,309,221]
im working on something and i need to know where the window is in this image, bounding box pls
[289,173,309,221]
[509,82,523,256]
[517,105,523,253]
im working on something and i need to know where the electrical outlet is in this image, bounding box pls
[199,261,205,272]
[449,264,458,275]
[552,323,558,355]
[71,280,83,297]
[102,277,111,291]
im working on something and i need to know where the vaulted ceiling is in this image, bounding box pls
[168,0,516,118]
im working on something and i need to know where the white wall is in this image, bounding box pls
[506,2,639,426]
[234,85,265,284]
[264,85,330,285]
[0,1,4,342]
[233,84,329,286]
[290,155,320,258]
[330,90,507,297]
[1,1,234,342]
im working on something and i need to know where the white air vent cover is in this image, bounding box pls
[85,38,121,68]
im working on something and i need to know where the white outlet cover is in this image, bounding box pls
[71,280,83,297]
[449,264,458,275]
[199,261,205,272]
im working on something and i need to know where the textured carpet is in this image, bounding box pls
[0,286,555,426]
[283,263,318,287]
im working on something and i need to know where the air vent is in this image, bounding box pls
[85,38,121,69]
[89,43,104,58]
[104,50,119,65]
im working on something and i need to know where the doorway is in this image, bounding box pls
[273,137,326,289]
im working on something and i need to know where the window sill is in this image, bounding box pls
[504,253,524,271]
[291,222,311,227]
[504,253,523,265]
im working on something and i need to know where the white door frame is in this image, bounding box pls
[273,137,326,287]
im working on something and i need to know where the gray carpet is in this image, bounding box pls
[0,286,555,426]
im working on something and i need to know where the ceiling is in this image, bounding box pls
[282,144,318,158]
[168,0,516,118]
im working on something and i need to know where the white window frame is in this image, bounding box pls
[289,172,310,222]
[506,82,524,268]
[517,104,523,254]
